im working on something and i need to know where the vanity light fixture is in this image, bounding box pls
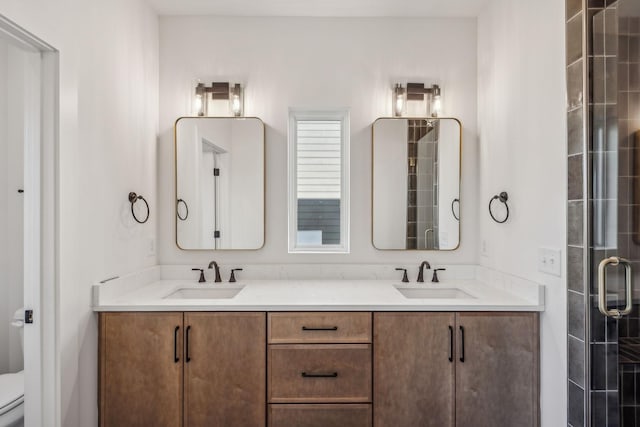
[393,83,443,117]
[394,84,406,117]
[193,81,244,117]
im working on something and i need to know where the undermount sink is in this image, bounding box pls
[163,286,244,300]
[395,286,476,299]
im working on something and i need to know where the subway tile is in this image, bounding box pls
[620,35,630,62]
[593,10,605,56]
[604,8,618,56]
[605,58,618,105]
[569,291,586,340]
[592,301,606,342]
[593,57,605,104]
[620,17,629,35]
[630,63,639,91]
[569,335,586,387]
[568,246,585,292]
[592,343,607,390]
[607,343,619,390]
[568,60,584,110]
[569,201,585,246]
[607,391,620,427]
[569,381,586,427]
[568,108,585,155]
[591,391,607,426]
[569,155,584,200]
[568,15,584,64]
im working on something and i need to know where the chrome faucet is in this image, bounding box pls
[417,261,431,283]
[208,261,222,283]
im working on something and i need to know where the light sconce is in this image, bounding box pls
[393,83,443,117]
[394,83,406,117]
[193,81,244,117]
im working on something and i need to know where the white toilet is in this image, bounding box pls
[0,309,25,427]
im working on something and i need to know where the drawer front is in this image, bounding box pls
[268,344,372,403]
[269,404,372,427]
[268,312,372,344]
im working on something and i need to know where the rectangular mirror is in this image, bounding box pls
[372,117,461,250]
[175,117,265,250]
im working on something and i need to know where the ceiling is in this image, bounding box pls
[146,0,489,17]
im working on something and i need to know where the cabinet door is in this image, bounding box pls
[373,312,455,427]
[455,313,539,427]
[184,312,266,427]
[99,312,183,427]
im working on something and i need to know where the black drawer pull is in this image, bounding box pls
[301,326,338,331]
[185,325,191,363]
[459,325,465,363]
[448,325,454,362]
[173,326,180,363]
[301,372,338,378]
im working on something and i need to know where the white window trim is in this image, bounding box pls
[288,109,350,253]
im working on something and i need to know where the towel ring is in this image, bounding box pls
[128,192,150,224]
[489,192,509,223]
[177,198,189,221]
[451,198,460,221]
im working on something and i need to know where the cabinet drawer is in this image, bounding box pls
[268,344,372,403]
[269,404,372,427]
[268,312,371,343]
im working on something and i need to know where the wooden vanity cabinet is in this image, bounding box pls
[99,312,266,427]
[99,312,183,427]
[373,312,539,427]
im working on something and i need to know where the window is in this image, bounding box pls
[288,110,350,253]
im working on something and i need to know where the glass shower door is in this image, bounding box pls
[590,2,640,425]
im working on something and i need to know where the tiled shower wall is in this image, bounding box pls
[566,0,589,425]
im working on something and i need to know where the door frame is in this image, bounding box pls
[0,15,59,427]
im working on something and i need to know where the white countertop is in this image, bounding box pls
[92,268,544,312]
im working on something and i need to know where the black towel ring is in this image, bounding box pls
[451,198,460,221]
[128,192,150,224]
[489,192,509,224]
[177,198,189,221]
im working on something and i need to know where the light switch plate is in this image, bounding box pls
[538,248,562,276]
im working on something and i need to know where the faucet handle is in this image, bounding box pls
[191,268,206,283]
[229,268,243,283]
[432,268,447,283]
[395,268,409,283]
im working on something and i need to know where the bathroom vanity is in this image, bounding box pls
[94,270,543,427]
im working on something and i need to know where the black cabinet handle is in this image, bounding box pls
[301,326,338,331]
[173,326,180,363]
[301,372,338,378]
[185,325,191,363]
[448,325,454,362]
[459,325,465,363]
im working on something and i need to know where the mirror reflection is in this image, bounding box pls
[175,117,264,250]
[372,118,461,250]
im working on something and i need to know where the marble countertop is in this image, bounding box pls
[92,267,544,312]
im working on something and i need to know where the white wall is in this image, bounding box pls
[477,0,567,425]
[159,16,478,268]
[0,1,159,426]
